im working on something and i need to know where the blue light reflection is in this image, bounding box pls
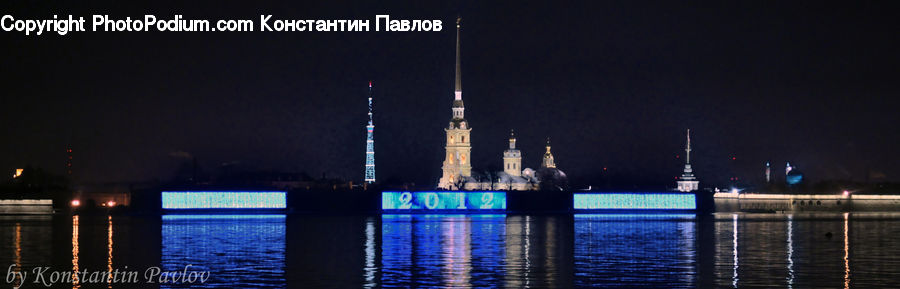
[574,213,697,287]
[381,215,507,287]
[161,214,286,288]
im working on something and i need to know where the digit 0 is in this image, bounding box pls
[425,192,439,209]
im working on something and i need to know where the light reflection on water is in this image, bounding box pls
[574,214,697,288]
[381,214,510,288]
[107,216,113,288]
[787,215,794,288]
[160,214,286,289]
[13,222,22,288]
[843,212,850,289]
[72,215,80,288]
[2,213,900,287]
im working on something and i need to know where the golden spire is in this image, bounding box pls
[542,137,556,168]
[454,16,462,92]
[685,129,691,164]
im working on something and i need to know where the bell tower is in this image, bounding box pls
[503,130,522,176]
[438,17,472,189]
[542,138,556,169]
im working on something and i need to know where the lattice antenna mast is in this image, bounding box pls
[364,81,376,183]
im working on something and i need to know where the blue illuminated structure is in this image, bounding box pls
[162,191,287,210]
[365,81,376,183]
[382,191,506,212]
[161,214,287,220]
[573,213,697,220]
[573,193,696,210]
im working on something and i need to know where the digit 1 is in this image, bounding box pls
[457,193,467,209]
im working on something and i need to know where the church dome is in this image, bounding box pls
[497,172,527,184]
[536,167,568,191]
[522,168,536,178]
[786,170,804,185]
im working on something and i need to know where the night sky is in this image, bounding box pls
[2,1,898,189]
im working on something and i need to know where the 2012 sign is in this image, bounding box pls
[382,192,506,211]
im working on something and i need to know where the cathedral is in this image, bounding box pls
[437,18,567,191]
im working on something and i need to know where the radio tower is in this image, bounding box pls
[66,146,73,176]
[364,81,376,183]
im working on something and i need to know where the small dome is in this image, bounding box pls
[497,172,529,184]
[536,167,568,190]
[522,168,535,178]
[786,170,804,185]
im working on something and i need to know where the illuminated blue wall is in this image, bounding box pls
[162,191,287,209]
[382,192,506,211]
[573,193,696,210]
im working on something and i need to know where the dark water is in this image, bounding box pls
[1,213,899,288]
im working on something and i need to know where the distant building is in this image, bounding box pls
[489,132,540,191]
[503,131,522,177]
[441,131,559,191]
[437,17,473,189]
[436,18,562,191]
[542,138,556,169]
[676,129,699,192]
[72,183,133,208]
[535,138,568,191]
